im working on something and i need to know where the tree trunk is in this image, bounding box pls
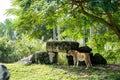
[57,26,60,40]
[82,27,87,46]
[90,27,92,37]
[53,28,57,41]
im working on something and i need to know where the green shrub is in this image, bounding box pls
[0,37,15,62]
[0,36,46,63]
[87,34,120,64]
[13,36,46,62]
[104,42,120,64]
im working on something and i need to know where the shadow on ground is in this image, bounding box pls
[50,64,120,80]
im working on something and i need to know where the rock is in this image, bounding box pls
[0,64,10,80]
[17,51,58,65]
[66,55,74,65]
[46,41,79,52]
[17,50,57,65]
[35,51,50,64]
[91,53,107,65]
[48,52,57,64]
[77,46,92,53]
[17,54,35,65]
[35,51,57,64]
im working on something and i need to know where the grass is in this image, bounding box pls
[3,63,120,80]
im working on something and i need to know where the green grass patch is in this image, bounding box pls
[3,63,120,80]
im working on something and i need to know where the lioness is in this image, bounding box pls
[66,50,92,69]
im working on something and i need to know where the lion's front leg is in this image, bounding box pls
[73,57,77,67]
[76,60,79,67]
[73,57,79,67]
[76,55,79,67]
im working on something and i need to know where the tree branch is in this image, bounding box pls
[106,11,114,24]
[79,3,120,39]
[80,5,112,29]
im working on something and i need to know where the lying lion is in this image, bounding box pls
[66,50,92,69]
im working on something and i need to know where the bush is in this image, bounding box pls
[0,36,46,63]
[13,37,46,62]
[0,37,15,62]
[104,42,120,64]
[87,34,120,64]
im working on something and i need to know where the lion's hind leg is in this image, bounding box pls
[85,59,90,69]
[88,53,92,67]
[85,54,92,69]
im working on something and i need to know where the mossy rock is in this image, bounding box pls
[46,41,79,52]
[18,51,58,65]
[35,52,49,64]
[77,46,92,53]
[34,51,58,64]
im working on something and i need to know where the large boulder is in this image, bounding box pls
[48,52,58,64]
[77,46,92,53]
[18,51,57,65]
[34,52,49,64]
[46,41,79,52]
[91,53,107,65]
[34,51,58,64]
[0,64,10,80]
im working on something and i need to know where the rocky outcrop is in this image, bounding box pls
[0,64,10,80]
[17,51,57,65]
[46,41,79,52]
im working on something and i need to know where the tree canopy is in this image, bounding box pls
[6,0,120,39]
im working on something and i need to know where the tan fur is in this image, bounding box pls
[67,50,92,69]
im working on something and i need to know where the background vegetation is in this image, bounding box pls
[0,0,120,64]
